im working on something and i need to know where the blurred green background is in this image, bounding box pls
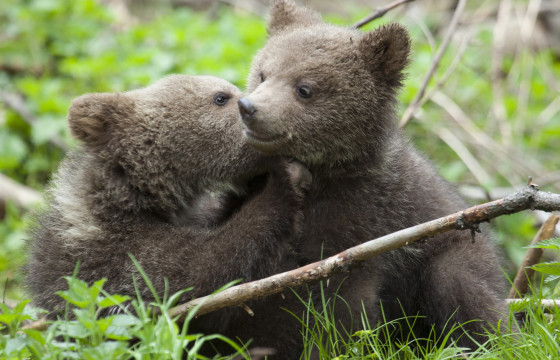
[1,0,559,305]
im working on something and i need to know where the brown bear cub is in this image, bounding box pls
[239,0,507,350]
[24,75,311,340]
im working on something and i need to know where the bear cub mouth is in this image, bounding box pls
[243,127,283,153]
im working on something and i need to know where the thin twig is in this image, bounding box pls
[399,0,466,128]
[21,318,48,331]
[491,0,512,145]
[218,0,268,17]
[509,214,559,298]
[168,185,560,320]
[351,0,414,29]
[0,90,68,151]
[430,91,546,181]
[435,127,492,185]
[415,31,471,112]
[408,11,436,52]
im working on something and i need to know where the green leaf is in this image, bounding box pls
[57,277,91,309]
[526,238,560,250]
[104,314,139,341]
[98,294,130,309]
[55,321,90,339]
[529,261,560,276]
[81,341,129,360]
[23,329,47,346]
[30,115,66,146]
[4,336,27,356]
[0,132,28,170]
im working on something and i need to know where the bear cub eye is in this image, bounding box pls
[259,72,265,83]
[296,84,313,99]
[213,92,230,106]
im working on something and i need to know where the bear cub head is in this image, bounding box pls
[68,75,264,222]
[239,0,411,167]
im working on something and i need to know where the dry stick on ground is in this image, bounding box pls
[351,0,415,29]
[0,173,42,209]
[168,184,560,320]
[509,214,560,298]
[399,0,466,128]
[0,90,68,151]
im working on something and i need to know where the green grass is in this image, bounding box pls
[0,261,250,359]
[291,282,560,359]
[2,240,560,358]
[1,0,559,358]
[3,276,559,359]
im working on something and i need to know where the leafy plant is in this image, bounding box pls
[0,269,248,359]
[527,238,560,295]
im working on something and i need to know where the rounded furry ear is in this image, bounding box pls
[268,0,322,36]
[68,93,133,146]
[358,24,411,88]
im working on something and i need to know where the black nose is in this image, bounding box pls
[238,98,257,126]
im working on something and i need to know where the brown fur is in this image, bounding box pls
[24,75,310,354]
[238,0,508,353]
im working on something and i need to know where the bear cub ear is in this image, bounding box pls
[268,0,322,36]
[68,93,133,146]
[358,24,411,88]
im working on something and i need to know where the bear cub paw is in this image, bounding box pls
[285,160,312,194]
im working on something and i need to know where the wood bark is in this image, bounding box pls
[509,214,559,298]
[169,185,560,319]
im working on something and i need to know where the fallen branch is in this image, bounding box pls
[351,0,414,29]
[399,0,466,128]
[459,185,560,236]
[169,184,560,320]
[0,173,42,209]
[509,214,559,298]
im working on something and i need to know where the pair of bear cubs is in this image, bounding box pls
[26,0,507,356]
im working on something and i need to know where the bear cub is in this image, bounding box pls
[239,0,507,350]
[24,74,311,341]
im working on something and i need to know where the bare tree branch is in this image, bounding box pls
[0,90,68,151]
[169,185,560,320]
[509,214,559,298]
[459,185,560,237]
[0,173,42,209]
[399,0,466,128]
[351,0,414,29]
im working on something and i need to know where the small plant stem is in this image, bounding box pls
[351,0,414,29]
[509,214,560,298]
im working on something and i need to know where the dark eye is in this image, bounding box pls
[213,92,230,106]
[259,72,265,83]
[296,84,313,99]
